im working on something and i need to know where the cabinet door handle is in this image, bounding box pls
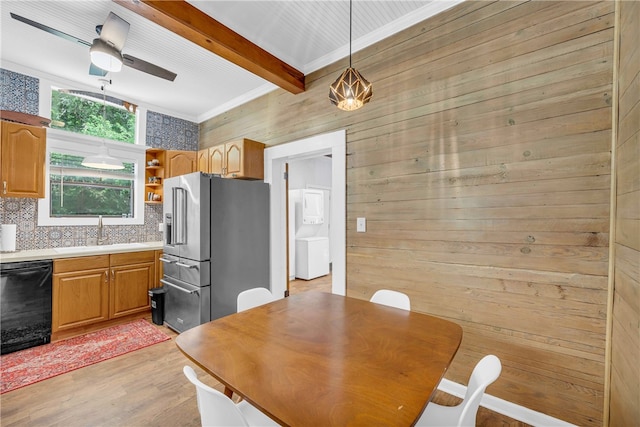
[3,181,6,194]
[111,270,115,281]
[104,271,108,283]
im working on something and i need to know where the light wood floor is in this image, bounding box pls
[1,274,528,426]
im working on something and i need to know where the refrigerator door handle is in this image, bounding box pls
[158,257,176,264]
[173,187,187,245]
[160,278,199,295]
[171,187,178,245]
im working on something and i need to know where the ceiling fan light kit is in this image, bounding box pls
[10,11,176,81]
[90,38,123,72]
[81,144,125,170]
[329,0,372,111]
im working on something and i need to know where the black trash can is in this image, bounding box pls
[149,287,167,326]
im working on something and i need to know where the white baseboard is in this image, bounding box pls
[438,379,577,427]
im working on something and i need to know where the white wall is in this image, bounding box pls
[288,156,332,278]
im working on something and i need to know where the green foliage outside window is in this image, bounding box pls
[49,153,135,217]
[50,90,135,143]
[48,89,138,219]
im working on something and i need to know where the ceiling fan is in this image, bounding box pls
[10,11,177,81]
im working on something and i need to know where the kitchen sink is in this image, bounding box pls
[53,242,148,254]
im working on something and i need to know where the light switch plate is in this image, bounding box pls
[357,217,366,232]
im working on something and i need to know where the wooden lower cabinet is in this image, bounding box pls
[155,250,163,287]
[53,255,110,332]
[52,251,156,337]
[109,252,155,319]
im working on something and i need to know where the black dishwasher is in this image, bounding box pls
[0,260,53,354]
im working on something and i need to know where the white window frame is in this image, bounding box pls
[37,128,147,226]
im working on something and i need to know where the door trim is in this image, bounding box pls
[265,130,346,298]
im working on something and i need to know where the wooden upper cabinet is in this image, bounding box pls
[208,144,225,175]
[165,150,196,178]
[197,148,209,173]
[0,120,46,198]
[203,139,264,179]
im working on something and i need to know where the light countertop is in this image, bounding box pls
[0,241,163,263]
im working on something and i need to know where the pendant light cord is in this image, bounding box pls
[349,0,353,68]
[102,84,107,124]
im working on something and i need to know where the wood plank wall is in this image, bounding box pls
[200,2,619,425]
[609,1,640,425]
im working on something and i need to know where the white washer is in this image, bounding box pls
[295,237,330,280]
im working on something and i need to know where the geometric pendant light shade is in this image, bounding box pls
[329,0,372,111]
[329,67,372,111]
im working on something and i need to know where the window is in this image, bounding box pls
[49,153,135,217]
[37,129,146,226]
[37,85,146,226]
[50,88,136,143]
[37,81,148,226]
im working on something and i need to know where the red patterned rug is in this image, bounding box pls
[0,319,170,394]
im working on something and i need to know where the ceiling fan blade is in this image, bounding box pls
[123,54,177,82]
[89,63,109,77]
[10,12,91,47]
[99,12,130,51]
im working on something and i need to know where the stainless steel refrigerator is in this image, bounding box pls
[161,172,270,333]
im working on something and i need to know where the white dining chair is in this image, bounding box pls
[415,354,502,427]
[183,366,279,427]
[237,287,275,312]
[370,289,411,311]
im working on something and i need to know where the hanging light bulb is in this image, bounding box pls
[82,82,124,170]
[329,0,372,111]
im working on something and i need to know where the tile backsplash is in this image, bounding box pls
[0,198,164,250]
[146,111,199,151]
[1,68,199,251]
[0,69,39,114]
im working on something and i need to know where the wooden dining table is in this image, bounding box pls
[175,291,463,426]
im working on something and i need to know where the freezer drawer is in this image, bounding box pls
[159,254,210,286]
[161,276,210,333]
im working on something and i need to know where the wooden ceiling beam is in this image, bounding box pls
[113,0,305,94]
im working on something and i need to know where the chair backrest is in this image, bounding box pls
[370,289,411,311]
[183,366,250,427]
[237,287,275,312]
[457,355,502,427]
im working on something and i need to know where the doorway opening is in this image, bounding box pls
[265,130,346,298]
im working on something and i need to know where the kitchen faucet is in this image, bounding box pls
[97,215,107,245]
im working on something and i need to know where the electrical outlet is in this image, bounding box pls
[357,217,366,232]
[158,222,164,232]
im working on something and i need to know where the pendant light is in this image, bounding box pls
[329,0,372,111]
[82,82,124,170]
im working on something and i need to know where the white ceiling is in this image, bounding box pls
[1,0,462,123]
